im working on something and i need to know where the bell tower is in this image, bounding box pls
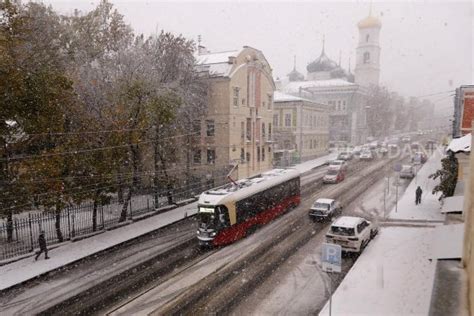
[354,8,381,87]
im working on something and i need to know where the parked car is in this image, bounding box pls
[388,144,398,153]
[402,136,411,143]
[412,151,427,165]
[379,147,388,156]
[352,146,362,156]
[325,216,378,253]
[337,151,353,161]
[309,198,342,221]
[369,141,378,149]
[400,164,415,179]
[411,142,421,151]
[329,159,347,171]
[359,150,373,161]
[323,167,345,184]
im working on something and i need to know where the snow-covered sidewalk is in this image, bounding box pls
[320,150,444,315]
[0,202,197,291]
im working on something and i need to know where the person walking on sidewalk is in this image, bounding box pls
[35,231,50,261]
[415,186,423,205]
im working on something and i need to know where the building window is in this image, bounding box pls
[192,120,201,134]
[233,87,240,107]
[257,146,260,162]
[207,149,216,164]
[285,113,291,127]
[273,114,279,127]
[246,152,250,162]
[269,123,272,139]
[241,121,245,141]
[268,94,272,110]
[246,118,251,141]
[262,123,266,139]
[262,146,265,161]
[366,34,370,42]
[242,98,246,105]
[193,149,201,164]
[240,148,245,162]
[206,120,215,136]
[363,52,370,64]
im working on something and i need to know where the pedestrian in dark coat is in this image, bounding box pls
[35,231,50,260]
[415,186,423,205]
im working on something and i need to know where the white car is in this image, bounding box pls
[329,159,347,170]
[309,198,342,221]
[400,164,415,178]
[326,216,378,253]
[359,150,373,161]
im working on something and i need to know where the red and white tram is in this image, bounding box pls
[197,169,301,247]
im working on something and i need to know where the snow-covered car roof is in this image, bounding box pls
[315,198,335,205]
[332,216,364,228]
[330,159,345,164]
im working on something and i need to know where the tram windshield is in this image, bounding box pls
[198,206,216,229]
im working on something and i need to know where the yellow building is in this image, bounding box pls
[195,46,275,180]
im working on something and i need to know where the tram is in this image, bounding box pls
[196,169,301,247]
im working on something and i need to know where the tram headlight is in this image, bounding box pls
[196,230,201,234]
[210,232,216,237]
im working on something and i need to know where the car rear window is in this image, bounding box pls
[331,226,355,236]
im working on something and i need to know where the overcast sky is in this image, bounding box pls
[43,0,473,113]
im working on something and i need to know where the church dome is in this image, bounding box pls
[358,15,381,29]
[287,68,304,81]
[307,51,338,73]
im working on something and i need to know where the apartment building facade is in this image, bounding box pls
[195,46,275,180]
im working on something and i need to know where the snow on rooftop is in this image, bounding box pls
[200,168,299,205]
[441,195,464,214]
[195,50,239,77]
[332,216,362,228]
[447,133,471,153]
[432,223,464,259]
[282,79,355,94]
[274,91,306,102]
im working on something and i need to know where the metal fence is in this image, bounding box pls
[0,176,227,261]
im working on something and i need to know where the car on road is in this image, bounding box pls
[329,159,347,171]
[379,147,388,156]
[412,151,427,164]
[400,164,415,178]
[325,216,378,253]
[359,150,374,161]
[369,141,378,149]
[337,151,353,161]
[402,136,411,143]
[352,146,362,156]
[323,167,345,184]
[309,198,342,221]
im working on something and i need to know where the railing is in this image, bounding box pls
[0,177,227,261]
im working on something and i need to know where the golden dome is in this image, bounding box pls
[357,15,382,29]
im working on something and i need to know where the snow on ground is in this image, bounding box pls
[293,152,338,174]
[0,155,336,291]
[0,202,197,291]
[389,149,445,221]
[319,151,445,316]
[319,227,436,316]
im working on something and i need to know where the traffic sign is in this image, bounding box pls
[321,243,342,273]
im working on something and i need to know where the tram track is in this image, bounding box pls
[2,159,384,315]
[113,157,398,315]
